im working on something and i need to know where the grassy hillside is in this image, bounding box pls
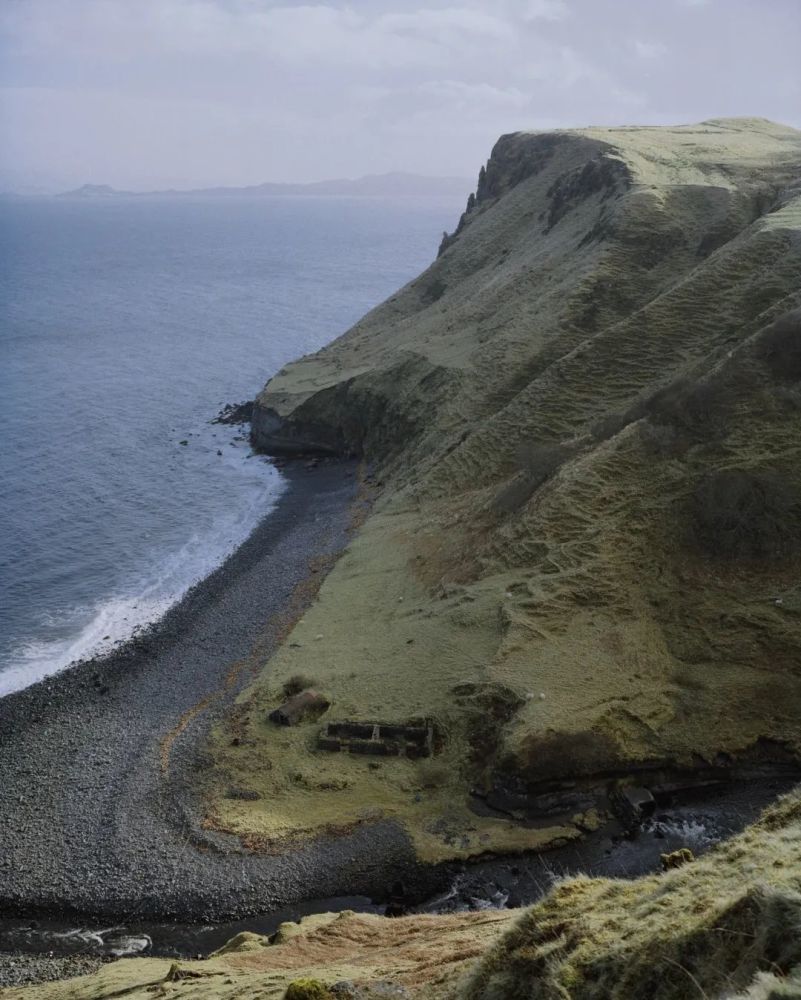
[3,909,516,999]
[11,115,801,1000]
[204,119,801,860]
[460,787,801,1000]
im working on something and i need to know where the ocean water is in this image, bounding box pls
[0,194,462,697]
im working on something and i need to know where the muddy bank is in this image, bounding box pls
[0,460,435,925]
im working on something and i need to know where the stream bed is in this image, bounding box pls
[0,775,795,967]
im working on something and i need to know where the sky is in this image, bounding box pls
[1,0,799,192]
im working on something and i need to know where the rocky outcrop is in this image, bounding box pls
[250,398,350,456]
[250,354,453,457]
[212,399,253,425]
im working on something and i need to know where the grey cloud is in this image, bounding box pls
[1,0,799,192]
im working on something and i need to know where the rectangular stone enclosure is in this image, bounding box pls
[317,720,434,758]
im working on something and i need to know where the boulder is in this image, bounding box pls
[269,689,330,726]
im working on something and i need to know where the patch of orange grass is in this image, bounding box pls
[159,654,254,773]
[225,910,515,991]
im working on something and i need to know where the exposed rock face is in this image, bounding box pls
[230,119,801,861]
[251,401,349,456]
[251,353,452,458]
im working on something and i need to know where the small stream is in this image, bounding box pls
[0,896,383,961]
[0,776,795,962]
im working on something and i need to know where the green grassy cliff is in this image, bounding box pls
[205,119,801,859]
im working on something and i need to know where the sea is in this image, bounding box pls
[0,193,463,697]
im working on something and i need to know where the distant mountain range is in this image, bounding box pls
[57,172,471,199]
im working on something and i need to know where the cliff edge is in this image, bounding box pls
[252,117,800,466]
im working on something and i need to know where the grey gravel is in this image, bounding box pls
[0,953,105,989]
[0,462,431,926]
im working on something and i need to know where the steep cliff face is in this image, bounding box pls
[250,128,635,460]
[252,118,800,470]
[224,119,801,862]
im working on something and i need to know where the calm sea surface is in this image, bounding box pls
[0,194,462,696]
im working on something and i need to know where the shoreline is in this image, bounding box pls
[1,458,797,990]
[0,403,278,701]
[1,455,796,985]
[0,459,438,926]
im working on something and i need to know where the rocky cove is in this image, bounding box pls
[3,118,801,999]
[0,447,796,991]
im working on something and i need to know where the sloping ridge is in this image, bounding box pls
[213,118,801,871]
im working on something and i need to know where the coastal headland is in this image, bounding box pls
[215,118,801,862]
[2,117,801,998]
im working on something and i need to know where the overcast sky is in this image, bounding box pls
[1,0,799,192]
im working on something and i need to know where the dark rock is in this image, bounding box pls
[225,787,261,801]
[385,880,410,917]
[610,785,656,835]
[212,400,254,426]
[269,689,330,726]
[250,404,351,458]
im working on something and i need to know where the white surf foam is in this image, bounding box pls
[0,455,286,699]
[650,816,719,850]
